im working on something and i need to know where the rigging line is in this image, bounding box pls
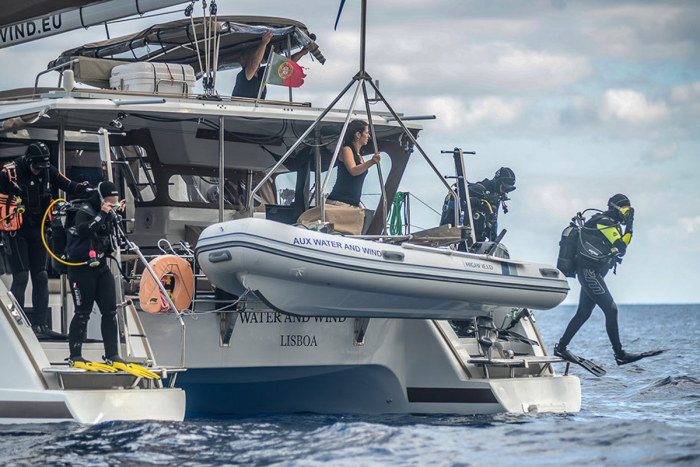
[212,11,220,91]
[201,1,209,82]
[188,13,204,76]
[408,193,441,216]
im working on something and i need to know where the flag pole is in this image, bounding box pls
[255,43,274,107]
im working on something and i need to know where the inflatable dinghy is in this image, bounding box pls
[195,218,569,319]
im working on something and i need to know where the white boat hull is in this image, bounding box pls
[140,308,581,416]
[0,285,185,425]
[0,389,185,424]
[195,218,569,320]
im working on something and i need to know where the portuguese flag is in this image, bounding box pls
[267,52,306,88]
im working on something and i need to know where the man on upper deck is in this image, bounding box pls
[232,30,309,99]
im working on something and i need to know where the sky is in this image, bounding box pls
[0,0,699,304]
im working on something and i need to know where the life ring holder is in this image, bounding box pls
[139,254,194,314]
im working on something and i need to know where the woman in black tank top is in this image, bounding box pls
[327,120,381,207]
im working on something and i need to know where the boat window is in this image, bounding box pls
[168,175,238,205]
[110,145,156,202]
[65,148,103,186]
[0,141,28,162]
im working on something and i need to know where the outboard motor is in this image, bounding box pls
[469,241,510,259]
[476,316,496,359]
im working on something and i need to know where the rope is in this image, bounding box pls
[188,6,204,80]
[389,191,406,235]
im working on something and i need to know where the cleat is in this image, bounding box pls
[105,355,160,379]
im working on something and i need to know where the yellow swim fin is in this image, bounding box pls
[105,356,161,379]
[68,356,118,373]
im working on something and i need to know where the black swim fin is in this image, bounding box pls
[615,349,664,366]
[554,343,607,377]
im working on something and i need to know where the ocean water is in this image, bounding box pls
[1,304,699,466]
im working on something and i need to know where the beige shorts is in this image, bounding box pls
[297,200,365,235]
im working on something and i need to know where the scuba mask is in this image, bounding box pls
[97,181,120,212]
[26,142,51,170]
[608,193,632,224]
[494,167,516,194]
[609,202,633,224]
[619,206,633,224]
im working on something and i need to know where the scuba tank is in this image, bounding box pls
[557,223,579,278]
[50,216,67,273]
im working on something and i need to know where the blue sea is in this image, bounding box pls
[1,304,699,466]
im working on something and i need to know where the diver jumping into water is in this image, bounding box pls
[555,194,662,366]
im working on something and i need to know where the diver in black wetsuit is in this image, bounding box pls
[440,167,516,242]
[0,142,88,339]
[65,182,123,366]
[555,194,652,365]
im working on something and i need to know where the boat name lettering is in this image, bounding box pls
[239,312,347,324]
[464,261,494,270]
[0,15,63,44]
[361,247,382,257]
[280,334,318,347]
[292,237,381,256]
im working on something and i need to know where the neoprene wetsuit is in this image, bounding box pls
[559,211,633,353]
[0,156,83,329]
[66,194,119,359]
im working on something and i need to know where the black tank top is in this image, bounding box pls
[232,67,266,99]
[327,146,367,207]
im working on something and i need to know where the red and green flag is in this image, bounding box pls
[266,52,306,88]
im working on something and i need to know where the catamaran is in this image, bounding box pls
[0,1,582,420]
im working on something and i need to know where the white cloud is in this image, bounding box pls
[580,5,696,61]
[600,89,669,124]
[423,96,525,131]
[679,216,700,234]
[462,96,525,125]
[527,183,604,220]
[671,81,700,102]
[641,142,678,164]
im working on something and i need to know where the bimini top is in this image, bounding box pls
[48,15,324,77]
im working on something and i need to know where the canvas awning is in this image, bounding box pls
[48,16,325,77]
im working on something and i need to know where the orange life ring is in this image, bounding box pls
[139,255,194,314]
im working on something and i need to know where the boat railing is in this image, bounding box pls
[34,59,81,94]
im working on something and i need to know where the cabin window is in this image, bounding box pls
[65,148,103,186]
[0,141,28,161]
[108,145,156,203]
[167,175,238,205]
